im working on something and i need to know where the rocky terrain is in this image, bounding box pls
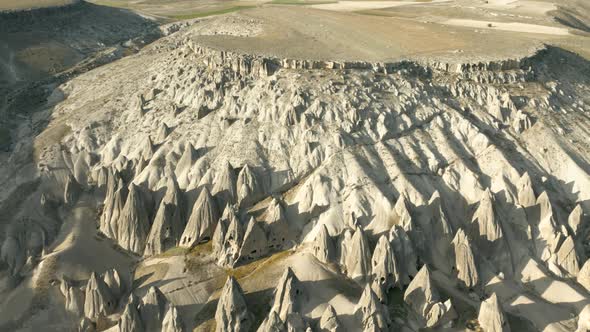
[1,0,590,331]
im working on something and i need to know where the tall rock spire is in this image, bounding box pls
[313,224,334,264]
[180,187,218,247]
[215,276,254,332]
[117,184,151,254]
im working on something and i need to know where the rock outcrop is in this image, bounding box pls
[343,226,372,283]
[215,276,254,332]
[257,311,285,332]
[238,217,269,263]
[237,164,262,208]
[371,235,399,301]
[471,189,504,254]
[555,236,580,277]
[117,184,151,254]
[119,295,143,332]
[354,284,390,330]
[478,293,510,332]
[404,265,454,328]
[319,304,342,332]
[212,160,237,205]
[139,286,168,331]
[84,272,115,320]
[268,267,304,322]
[216,210,244,267]
[313,224,334,264]
[389,225,417,286]
[264,198,291,250]
[162,304,184,332]
[451,229,479,289]
[180,187,218,247]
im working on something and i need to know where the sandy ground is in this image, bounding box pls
[310,0,450,12]
[443,19,571,35]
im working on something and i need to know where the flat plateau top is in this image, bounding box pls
[0,0,77,11]
[188,2,589,63]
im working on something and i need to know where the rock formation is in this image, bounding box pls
[64,174,81,205]
[61,278,84,316]
[478,293,510,332]
[119,295,143,332]
[371,235,399,301]
[103,268,125,300]
[313,224,334,265]
[162,304,184,332]
[139,286,168,331]
[84,272,114,320]
[343,226,372,283]
[180,187,218,247]
[389,225,417,285]
[215,276,253,332]
[238,217,269,263]
[555,236,580,277]
[117,184,151,254]
[216,211,244,267]
[354,284,390,330]
[257,311,285,332]
[212,160,237,204]
[517,172,536,207]
[404,265,454,328]
[471,189,503,254]
[578,260,590,292]
[264,198,291,250]
[237,164,262,208]
[268,267,304,322]
[319,304,342,332]
[451,229,479,289]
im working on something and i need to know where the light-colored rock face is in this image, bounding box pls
[555,236,580,277]
[404,265,454,328]
[344,226,372,283]
[257,311,285,332]
[215,276,253,332]
[237,164,262,208]
[354,284,390,330]
[478,293,510,332]
[162,304,184,332]
[285,312,309,332]
[264,198,291,250]
[578,260,590,292]
[212,160,238,205]
[119,295,143,332]
[116,184,151,254]
[238,217,268,263]
[578,304,590,332]
[62,279,84,316]
[84,272,115,320]
[319,305,341,332]
[216,210,244,267]
[451,229,479,289]
[313,224,334,265]
[517,172,536,208]
[139,286,168,332]
[371,235,399,300]
[472,189,503,252]
[389,225,417,286]
[180,187,218,247]
[269,267,304,322]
